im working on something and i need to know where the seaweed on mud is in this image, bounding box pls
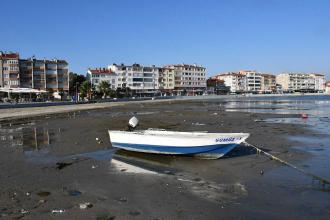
[96,215,116,220]
[157,123,180,129]
[56,162,73,170]
[37,191,51,197]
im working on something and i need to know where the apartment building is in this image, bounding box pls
[164,64,206,94]
[19,58,69,92]
[276,73,317,92]
[108,63,160,94]
[0,52,20,88]
[216,71,276,93]
[0,52,69,93]
[311,74,326,92]
[239,70,262,92]
[261,74,276,93]
[87,68,117,90]
[159,66,175,92]
[216,72,245,93]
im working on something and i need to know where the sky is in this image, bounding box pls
[1,0,330,77]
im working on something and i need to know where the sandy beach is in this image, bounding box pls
[0,99,329,219]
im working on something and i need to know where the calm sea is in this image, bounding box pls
[222,94,330,180]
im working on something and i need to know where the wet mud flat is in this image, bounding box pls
[0,100,329,219]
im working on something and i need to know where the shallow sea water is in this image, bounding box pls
[222,95,330,182]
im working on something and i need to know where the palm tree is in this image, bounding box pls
[98,81,111,98]
[80,81,92,100]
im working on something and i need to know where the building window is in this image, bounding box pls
[10,80,19,85]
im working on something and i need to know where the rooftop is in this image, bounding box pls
[164,64,205,68]
[216,72,243,77]
[89,68,114,74]
[0,52,19,59]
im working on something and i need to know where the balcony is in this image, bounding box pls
[46,70,57,75]
[46,83,58,89]
[46,64,57,70]
[33,70,44,75]
[143,73,154,77]
[58,78,68,83]
[46,77,57,81]
[143,68,154,72]
[33,77,45,81]
[57,63,68,68]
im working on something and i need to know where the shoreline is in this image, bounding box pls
[1,93,330,121]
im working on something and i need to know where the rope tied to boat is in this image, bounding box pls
[243,142,330,187]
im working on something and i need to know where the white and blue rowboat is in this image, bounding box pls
[108,129,250,159]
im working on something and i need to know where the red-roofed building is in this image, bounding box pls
[87,68,118,90]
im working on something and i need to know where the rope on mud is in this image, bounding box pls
[243,142,330,186]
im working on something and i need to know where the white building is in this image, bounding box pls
[87,68,117,90]
[276,73,318,92]
[239,70,262,92]
[216,72,245,93]
[88,63,207,95]
[311,74,326,92]
[216,71,277,93]
[108,63,160,94]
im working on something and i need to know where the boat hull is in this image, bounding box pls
[109,130,249,159]
[112,142,237,155]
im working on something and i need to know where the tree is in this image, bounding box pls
[124,87,132,97]
[58,89,65,101]
[79,81,92,99]
[69,72,86,96]
[39,92,50,101]
[10,93,20,103]
[98,81,111,98]
[115,88,124,98]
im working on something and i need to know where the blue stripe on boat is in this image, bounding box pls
[111,142,238,155]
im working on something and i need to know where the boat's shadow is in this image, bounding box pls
[222,144,269,159]
[114,144,270,162]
